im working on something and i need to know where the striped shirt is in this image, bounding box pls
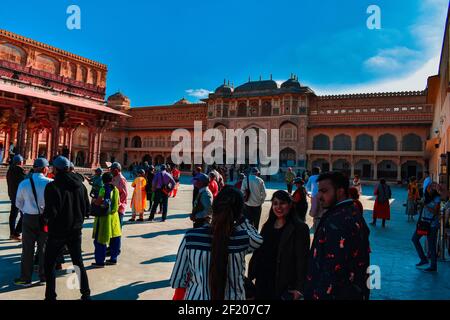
[170,219,263,300]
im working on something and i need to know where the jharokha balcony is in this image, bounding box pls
[0,60,105,101]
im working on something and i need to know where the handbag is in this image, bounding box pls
[158,172,173,196]
[90,186,112,217]
[29,175,47,233]
[416,204,431,236]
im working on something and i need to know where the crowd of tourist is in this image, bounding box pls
[5,154,449,300]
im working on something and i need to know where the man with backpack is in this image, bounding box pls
[240,167,267,230]
[149,164,176,222]
[14,158,53,286]
[190,173,213,228]
[7,154,26,241]
[43,156,91,300]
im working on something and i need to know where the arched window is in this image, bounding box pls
[333,134,351,150]
[402,133,423,151]
[91,69,98,85]
[280,122,298,142]
[355,134,374,151]
[250,101,258,116]
[237,102,247,117]
[223,103,229,117]
[35,54,60,74]
[401,161,424,181]
[313,134,330,150]
[0,43,26,65]
[80,66,87,82]
[261,101,272,116]
[131,136,142,148]
[69,63,77,80]
[377,160,398,180]
[355,159,373,179]
[333,159,351,178]
[378,134,397,151]
[312,159,330,173]
[280,148,296,167]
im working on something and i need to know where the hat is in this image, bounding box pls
[12,154,24,164]
[195,173,209,185]
[53,156,71,170]
[33,158,49,168]
[69,162,75,169]
[95,168,103,174]
[294,177,304,185]
[110,162,122,171]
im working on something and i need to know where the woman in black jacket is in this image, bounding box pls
[248,190,310,300]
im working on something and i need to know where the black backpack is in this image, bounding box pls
[90,186,112,217]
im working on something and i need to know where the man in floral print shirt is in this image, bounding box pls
[304,171,370,300]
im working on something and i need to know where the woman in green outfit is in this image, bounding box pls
[92,172,122,267]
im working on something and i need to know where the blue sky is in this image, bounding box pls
[0,0,448,106]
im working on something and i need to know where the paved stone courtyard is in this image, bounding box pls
[0,175,449,300]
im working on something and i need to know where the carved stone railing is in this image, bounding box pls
[0,60,106,97]
[309,104,434,125]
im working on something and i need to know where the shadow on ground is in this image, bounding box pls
[141,254,177,265]
[127,229,189,240]
[165,213,190,221]
[92,279,171,300]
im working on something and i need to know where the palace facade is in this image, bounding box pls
[1,5,448,185]
[204,77,432,181]
[427,7,450,188]
[103,94,207,170]
[0,29,126,167]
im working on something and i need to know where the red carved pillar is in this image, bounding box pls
[3,129,11,164]
[87,129,95,167]
[32,131,40,159]
[62,128,67,148]
[94,129,103,168]
[46,130,52,160]
[17,122,27,157]
[24,126,35,164]
[51,126,60,159]
[68,128,75,162]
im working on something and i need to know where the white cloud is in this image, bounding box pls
[314,55,439,95]
[364,46,421,72]
[410,0,448,53]
[185,88,212,99]
[326,0,447,93]
[364,55,401,71]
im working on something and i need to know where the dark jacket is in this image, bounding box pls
[43,172,90,238]
[248,218,310,298]
[304,199,371,300]
[6,165,26,200]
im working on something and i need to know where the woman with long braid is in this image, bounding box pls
[170,186,263,300]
